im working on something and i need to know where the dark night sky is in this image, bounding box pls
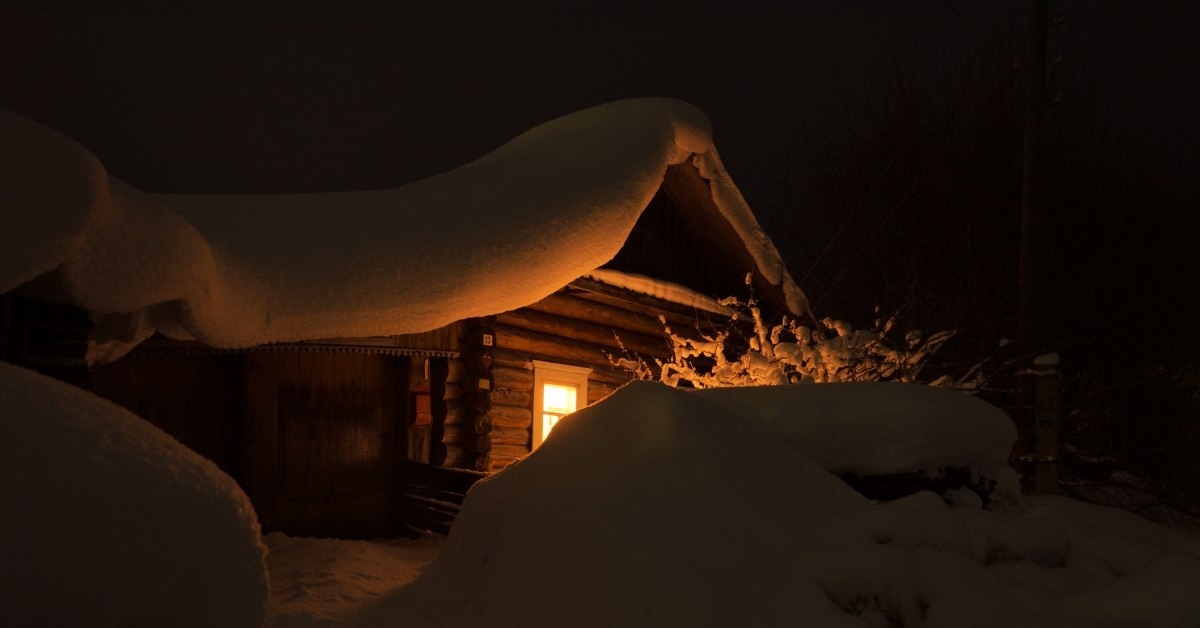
[3,1,1195,199]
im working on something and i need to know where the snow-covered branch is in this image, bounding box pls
[611,291,956,388]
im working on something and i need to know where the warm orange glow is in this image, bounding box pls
[540,383,578,441]
[532,361,591,448]
[543,383,576,414]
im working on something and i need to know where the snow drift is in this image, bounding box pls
[0,362,268,628]
[0,99,806,363]
[364,381,1200,628]
[696,382,1018,478]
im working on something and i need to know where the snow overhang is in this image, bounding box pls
[1,98,809,363]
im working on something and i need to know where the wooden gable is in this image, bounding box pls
[603,161,793,318]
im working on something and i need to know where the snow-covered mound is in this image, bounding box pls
[0,362,268,628]
[368,381,1200,628]
[0,98,805,363]
[697,382,1018,479]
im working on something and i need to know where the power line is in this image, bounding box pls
[802,0,981,310]
[813,154,940,310]
[797,110,930,289]
[936,0,983,35]
[1068,15,1196,44]
[1059,56,1200,82]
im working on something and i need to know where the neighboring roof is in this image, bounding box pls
[1,98,808,363]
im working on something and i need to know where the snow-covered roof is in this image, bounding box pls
[1,98,807,363]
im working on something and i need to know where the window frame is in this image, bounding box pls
[531,360,592,449]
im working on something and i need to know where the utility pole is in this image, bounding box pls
[1018,0,1058,494]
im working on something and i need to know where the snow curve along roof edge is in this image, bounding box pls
[0,98,809,363]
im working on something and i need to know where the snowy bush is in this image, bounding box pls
[612,285,954,388]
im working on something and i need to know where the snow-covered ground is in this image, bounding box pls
[7,96,1196,626]
[4,362,1200,628]
[263,533,441,628]
[319,382,1200,628]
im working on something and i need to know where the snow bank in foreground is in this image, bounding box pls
[364,382,1200,628]
[0,362,268,628]
[697,382,1018,480]
[1,98,805,363]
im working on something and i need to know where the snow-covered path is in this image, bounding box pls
[264,534,441,628]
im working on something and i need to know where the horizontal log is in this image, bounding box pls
[568,276,735,331]
[488,404,532,429]
[441,399,471,426]
[442,445,470,469]
[444,411,492,434]
[587,379,622,405]
[492,347,532,370]
[493,365,534,391]
[491,388,532,409]
[492,334,634,387]
[491,444,530,461]
[491,425,531,447]
[495,324,622,373]
[497,308,672,360]
[443,422,494,445]
[443,382,462,401]
[589,364,637,387]
[527,291,699,341]
[453,432,491,455]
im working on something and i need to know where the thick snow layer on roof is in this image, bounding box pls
[0,99,805,362]
[0,362,268,628]
[357,381,1200,628]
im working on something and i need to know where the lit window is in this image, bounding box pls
[532,361,591,448]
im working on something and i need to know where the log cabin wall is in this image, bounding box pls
[486,282,723,473]
[431,318,496,473]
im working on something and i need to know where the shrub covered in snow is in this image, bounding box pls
[613,289,954,387]
[0,362,268,628]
